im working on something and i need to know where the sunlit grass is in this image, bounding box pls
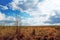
[0,26,60,40]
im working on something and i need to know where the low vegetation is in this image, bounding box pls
[0,26,60,40]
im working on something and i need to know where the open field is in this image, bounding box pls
[0,26,60,40]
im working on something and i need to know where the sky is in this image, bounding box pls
[0,0,60,26]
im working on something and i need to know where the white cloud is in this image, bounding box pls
[9,0,60,11]
[38,0,60,10]
[20,17,60,26]
[0,12,16,26]
[0,5,8,10]
[9,0,60,26]
[9,0,39,11]
[0,12,16,21]
[20,17,50,26]
[6,16,16,21]
[0,12,5,20]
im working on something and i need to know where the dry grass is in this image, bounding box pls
[0,26,60,40]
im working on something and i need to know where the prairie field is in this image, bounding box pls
[0,26,60,40]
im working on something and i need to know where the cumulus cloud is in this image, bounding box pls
[9,0,39,11]
[0,12,16,26]
[0,12,5,20]
[9,0,60,26]
[0,5,8,10]
[45,10,60,24]
[0,12,16,21]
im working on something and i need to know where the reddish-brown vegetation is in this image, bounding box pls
[0,26,60,40]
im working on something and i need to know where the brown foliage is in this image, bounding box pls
[0,26,60,40]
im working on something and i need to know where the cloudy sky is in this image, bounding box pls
[0,0,60,26]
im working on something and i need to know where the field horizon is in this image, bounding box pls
[0,26,60,40]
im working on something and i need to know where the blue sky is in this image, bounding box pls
[0,0,60,26]
[0,0,12,6]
